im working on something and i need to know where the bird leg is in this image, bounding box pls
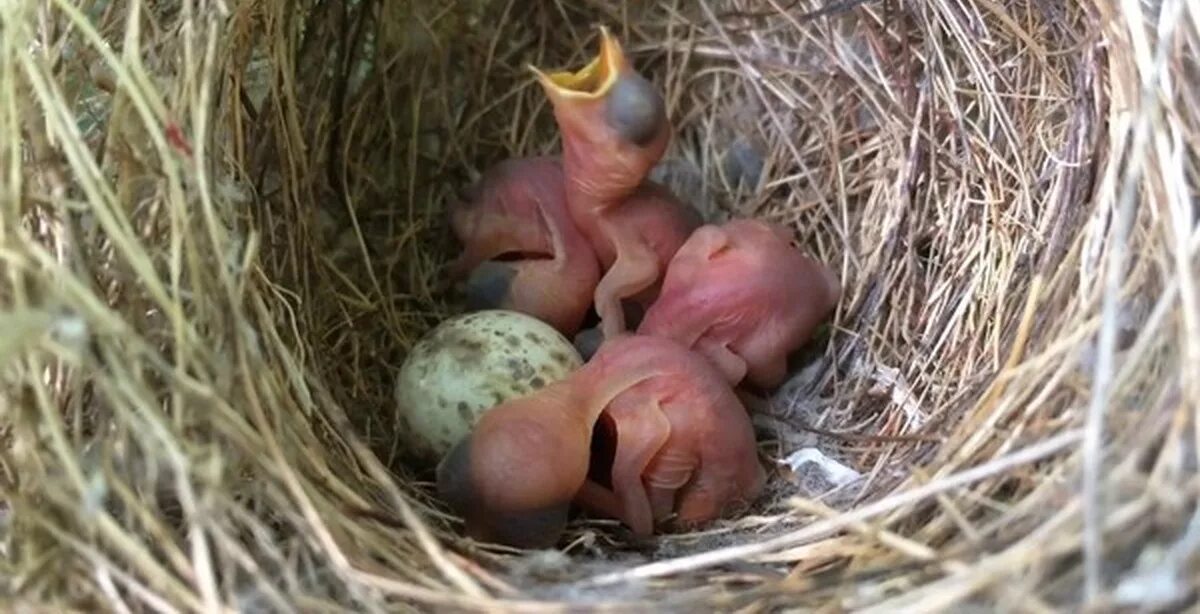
[608,398,672,537]
[594,234,661,339]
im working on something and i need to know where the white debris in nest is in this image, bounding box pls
[779,447,862,495]
[511,548,576,583]
[1114,566,1187,609]
[1113,509,1200,608]
[51,313,88,346]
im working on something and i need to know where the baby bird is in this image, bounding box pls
[572,334,765,536]
[531,27,702,339]
[448,156,600,336]
[638,219,841,389]
[436,334,763,548]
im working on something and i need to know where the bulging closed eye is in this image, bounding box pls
[481,505,570,549]
[604,75,666,147]
[463,261,518,311]
[436,437,477,516]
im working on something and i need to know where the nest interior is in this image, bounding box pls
[1,0,1197,611]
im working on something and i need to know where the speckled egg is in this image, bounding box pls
[394,309,584,465]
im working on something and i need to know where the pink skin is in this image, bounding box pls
[436,334,764,547]
[573,334,765,536]
[637,219,841,389]
[532,28,671,209]
[582,181,703,320]
[448,156,600,336]
[532,28,701,339]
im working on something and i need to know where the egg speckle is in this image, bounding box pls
[394,309,583,465]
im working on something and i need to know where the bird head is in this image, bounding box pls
[530,27,670,206]
[436,384,593,549]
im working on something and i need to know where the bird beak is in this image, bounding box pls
[529,26,626,102]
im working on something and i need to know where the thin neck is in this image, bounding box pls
[573,354,659,428]
[559,136,640,212]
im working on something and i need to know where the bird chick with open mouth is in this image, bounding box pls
[531,27,702,341]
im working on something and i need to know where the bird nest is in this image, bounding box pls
[2,0,1197,611]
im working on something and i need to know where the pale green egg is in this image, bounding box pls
[394,309,583,465]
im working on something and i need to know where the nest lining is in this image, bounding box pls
[0,0,1196,612]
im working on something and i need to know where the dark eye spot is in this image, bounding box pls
[572,328,603,362]
[457,402,472,421]
[437,438,476,514]
[605,75,666,146]
[464,262,517,311]
[530,376,546,389]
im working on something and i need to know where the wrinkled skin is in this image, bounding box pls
[530,27,670,207]
[585,182,703,335]
[638,219,841,389]
[448,156,600,335]
[436,334,764,547]
[573,335,765,536]
[532,27,700,338]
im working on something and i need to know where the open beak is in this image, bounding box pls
[529,26,626,102]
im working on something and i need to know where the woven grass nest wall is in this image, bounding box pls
[2,0,1198,610]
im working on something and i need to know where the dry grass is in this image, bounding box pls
[0,0,1197,611]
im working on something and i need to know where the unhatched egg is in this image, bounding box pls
[394,309,584,465]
